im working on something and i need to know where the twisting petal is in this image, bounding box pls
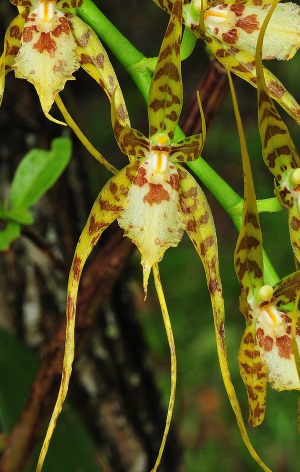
[36,161,139,472]
[178,163,270,470]
[67,13,130,129]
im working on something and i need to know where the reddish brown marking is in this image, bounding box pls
[110,181,118,195]
[187,219,196,232]
[52,17,69,36]
[88,215,109,235]
[23,26,35,42]
[246,385,258,401]
[222,28,238,45]
[10,25,21,39]
[236,14,259,34]
[290,216,300,231]
[72,255,82,281]
[253,403,265,419]
[33,32,57,56]
[134,167,148,187]
[244,331,254,344]
[80,53,93,64]
[230,3,245,16]
[267,80,285,98]
[144,184,170,205]
[168,173,179,191]
[256,328,274,352]
[276,335,293,359]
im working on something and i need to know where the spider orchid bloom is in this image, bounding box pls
[228,65,300,429]
[36,1,269,471]
[255,0,300,263]
[153,0,300,125]
[0,0,127,125]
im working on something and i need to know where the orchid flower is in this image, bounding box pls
[36,0,270,471]
[255,0,300,263]
[153,0,300,125]
[228,61,300,430]
[0,0,129,125]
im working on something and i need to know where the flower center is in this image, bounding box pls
[204,6,236,31]
[37,0,57,33]
[150,151,169,175]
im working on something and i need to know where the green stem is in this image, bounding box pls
[77,0,279,285]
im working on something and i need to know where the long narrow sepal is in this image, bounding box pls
[152,264,176,472]
[178,165,271,470]
[255,0,300,263]
[36,162,139,472]
[148,0,183,143]
[67,13,130,129]
[228,68,267,425]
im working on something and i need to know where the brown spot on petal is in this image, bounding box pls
[276,335,293,359]
[168,173,179,191]
[244,332,254,344]
[222,28,238,45]
[144,184,170,205]
[72,255,82,281]
[33,32,57,56]
[230,3,245,16]
[134,167,148,187]
[267,81,285,98]
[236,14,259,34]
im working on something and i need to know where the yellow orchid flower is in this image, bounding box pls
[0,0,127,124]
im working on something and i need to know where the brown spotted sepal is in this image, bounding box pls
[255,1,300,262]
[3,0,128,126]
[36,160,140,472]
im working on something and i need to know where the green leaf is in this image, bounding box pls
[0,222,21,250]
[0,207,33,225]
[10,137,72,209]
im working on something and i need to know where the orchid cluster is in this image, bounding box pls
[1,0,300,471]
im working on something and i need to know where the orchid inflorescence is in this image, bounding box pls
[1,0,300,471]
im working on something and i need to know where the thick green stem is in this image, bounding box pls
[76,0,279,285]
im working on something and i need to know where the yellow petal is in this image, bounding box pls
[13,6,79,123]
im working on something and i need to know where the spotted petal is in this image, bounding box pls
[255,1,300,262]
[148,0,183,144]
[178,164,269,469]
[205,0,300,60]
[67,13,130,129]
[36,160,139,472]
[170,133,204,161]
[239,325,267,426]
[13,6,79,123]
[0,14,24,105]
[273,271,300,308]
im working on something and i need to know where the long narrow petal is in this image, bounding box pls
[148,0,183,143]
[67,13,130,129]
[0,14,24,105]
[273,271,300,307]
[178,165,271,471]
[239,325,267,426]
[170,133,204,161]
[152,264,176,472]
[36,161,139,472]
[255,0,300,262]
